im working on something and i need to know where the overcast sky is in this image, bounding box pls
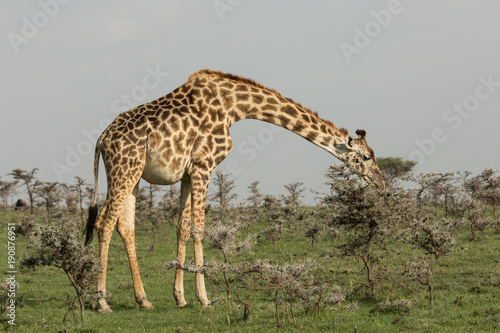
[1,0,499,205]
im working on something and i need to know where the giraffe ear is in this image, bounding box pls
[356,129,366,140]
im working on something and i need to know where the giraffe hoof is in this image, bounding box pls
[140,300,155,310]
[97,299,113,313]
[176,300,188,308]
[98,306,114,314]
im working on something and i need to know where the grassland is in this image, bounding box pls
[1,210,499,332]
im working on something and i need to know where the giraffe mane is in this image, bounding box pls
[190,69,344,135]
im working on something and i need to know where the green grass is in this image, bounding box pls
[1,210,499,332]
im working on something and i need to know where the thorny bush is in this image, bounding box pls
[20,215,101,323]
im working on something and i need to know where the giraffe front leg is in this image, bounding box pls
[193,226,209,307]
[191,175,210,307]
[173,178,192,307]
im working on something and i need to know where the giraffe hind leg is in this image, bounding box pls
[116,182,154,310]
[94,180,144,312]
[94,197,122,313]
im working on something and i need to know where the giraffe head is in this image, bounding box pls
[342,129,385,190]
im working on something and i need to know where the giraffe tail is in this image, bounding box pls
[84,139,102,246]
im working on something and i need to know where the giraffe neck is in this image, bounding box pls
[196,71,349,160]
[233,92,345,153]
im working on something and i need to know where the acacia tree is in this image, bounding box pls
[303,211,326,247]
[409,172,455,212]
[135,195,169,250]
[0,179,18,209]
[146,183,161,209]
[281,182,305,207]
[467,169,500,219]
[135,186,150,205]
[9,168,39,214]
[424,172,465,218]
[261,195,281,221]
[376,157,416,189]
[209,170,238,220]
[478,169,500,219]
[84,185,94,207]
[462,171,496,239]
[61,183,79,215]
[247,181,263,208]
[463,199,490,240]
[36,181,62,215]
[324,165,413,297]
[160,185,180,224]
[66,176,89,219]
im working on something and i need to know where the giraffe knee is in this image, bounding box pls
[117,225,135,241]
[117,216,134,235]
[177,219,191,243]
[96,221,116,242]
[191,226,204,243]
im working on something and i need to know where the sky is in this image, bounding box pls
[1,0,499,205]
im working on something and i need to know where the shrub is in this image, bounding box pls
[13,214,37,237]
[245,259,317,326]
[406,218,463,306]
[20,216,101,323]
[324,165,414,298]
[257,222,285,246]
[374,298,413,314]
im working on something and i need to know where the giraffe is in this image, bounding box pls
[84,69,385,313]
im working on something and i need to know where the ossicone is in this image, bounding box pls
[355,129,366,139]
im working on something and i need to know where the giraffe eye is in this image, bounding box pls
[362,154,370,162]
